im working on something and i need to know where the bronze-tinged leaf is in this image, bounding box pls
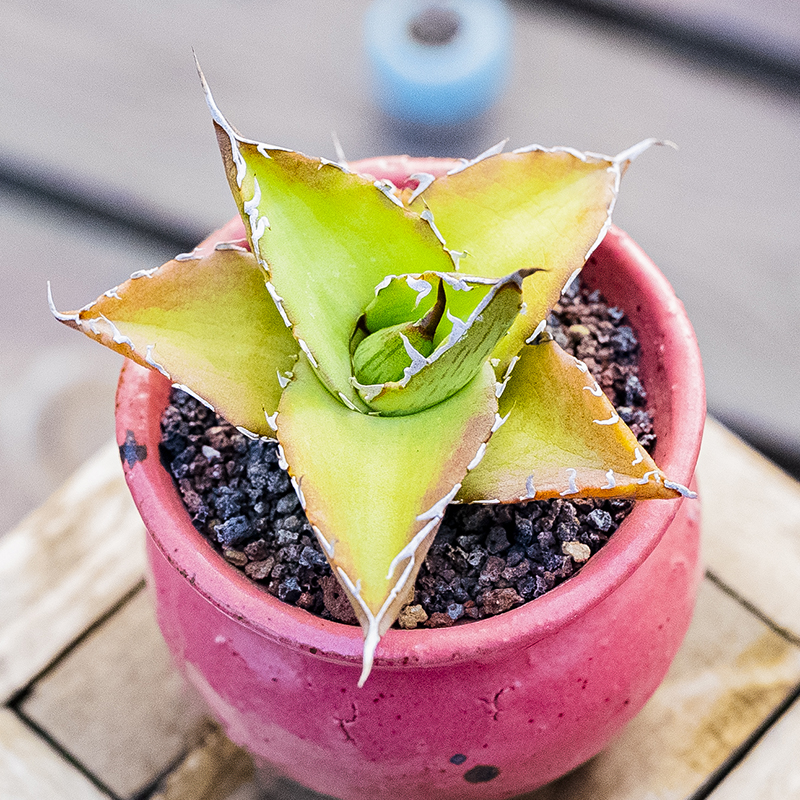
[458,336,685,503]
[408,140,666,369]
[50,247,298,437]
[277,359,498,685]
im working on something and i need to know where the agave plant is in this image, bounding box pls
[52,70,693,685]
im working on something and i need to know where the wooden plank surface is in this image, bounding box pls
[708,694,800,799]
[148,720,255,800]
[0,441,146,703]
[20,590,208,799]
[2,0,799,460]
[697,417,800,641]
[0,708,109,800]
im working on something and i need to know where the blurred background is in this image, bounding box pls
[1,0,798,535]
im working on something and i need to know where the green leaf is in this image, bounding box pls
[406,141,663,368]
[50,247,298,437]
[276,358,498,685]
[353,268,534,415]
[203,75,454,410]
[351,277,445,385]
[458,335,683,502]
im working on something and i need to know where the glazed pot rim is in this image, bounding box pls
[117,155,706,670]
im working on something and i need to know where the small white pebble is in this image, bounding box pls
[562,540,592,563]
[202,445,221,460]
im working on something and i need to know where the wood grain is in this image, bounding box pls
[20,590,208,799]
[697,417,800,641]
[707,694,800,799]
[0,708,109,800]
[0,440,146,703]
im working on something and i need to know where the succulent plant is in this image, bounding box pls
[51,69,694,685]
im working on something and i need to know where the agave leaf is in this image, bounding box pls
[202,76,454,410]
[353,268,534,415]
[50,247,298,437]
[407,141,663,368]
[277,358,498,685]
[458,335,686,502]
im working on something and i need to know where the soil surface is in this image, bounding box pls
[160,277,656,628]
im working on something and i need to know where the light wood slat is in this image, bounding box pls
[148,720,254,800]
[0,440,146,703]
[20,591,209,800]
[0,708,109,800]
[697,417,800,641]
[707,694,800,799]
[522,580,800,800]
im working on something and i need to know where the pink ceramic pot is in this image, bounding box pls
[116,157,705,799]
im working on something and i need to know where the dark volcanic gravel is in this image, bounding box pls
[159,277,656,627]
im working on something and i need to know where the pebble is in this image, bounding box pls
[398,603,429,629]
[562,541,592,563]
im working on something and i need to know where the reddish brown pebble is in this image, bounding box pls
[244,557,275,581]
[425,612,455,628]
[320,576,358,624]
[296,591,315,610]
[482,588,523,616]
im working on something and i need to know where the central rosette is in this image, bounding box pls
[349,270,533,416]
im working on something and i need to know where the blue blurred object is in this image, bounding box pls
[364,0,512,126]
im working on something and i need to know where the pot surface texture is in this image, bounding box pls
[117,156,706,799]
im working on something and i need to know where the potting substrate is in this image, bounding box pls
[160,276,656,628]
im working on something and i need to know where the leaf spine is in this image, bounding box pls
[407,172,435,204]
[664,480,697,498]
[560,468,579,496]
[637,470,662,485]
[374,180,404,207]
[172,383,215,411]
[338,391,360,412]
[446,139,508,175]
[525,319,547,344]
[47,282,81,324]
[175,248,203,261]
[297,338,319,368]
[130,267,159,279]
[145,345,171,378]
[593,411,620,426]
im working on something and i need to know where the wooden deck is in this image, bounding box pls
[1,417,799,799]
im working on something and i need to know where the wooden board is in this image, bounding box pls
[523,581,800,799]
[19,590,208,799]
[0,441,146,703]
[0,708,109,800]
[708,694,800,799]
[697,417,800,641]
